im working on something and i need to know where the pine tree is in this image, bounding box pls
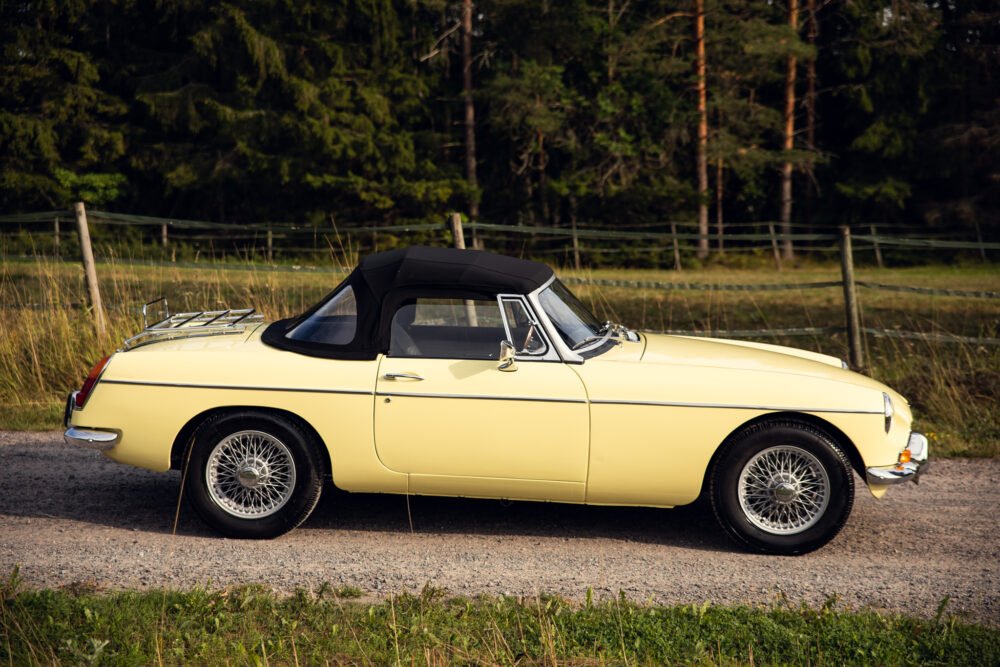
[0,0,127,210]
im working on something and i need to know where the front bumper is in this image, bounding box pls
[63,391,120,451]
[866,432,930,485]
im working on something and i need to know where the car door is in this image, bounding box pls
[374,295,589,502]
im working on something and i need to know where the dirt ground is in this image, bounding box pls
[1,431,997,625]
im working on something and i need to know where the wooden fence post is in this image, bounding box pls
[449,213,478,325]
[266,225,273,263]
[839,225,864,370]
[53,215,60,256]
[670,223,682,271]
[870,224,883,268]
[974,221,988,262]
[571,220,581,271]
[449,212,467,250]
[73,202,106,337]
[768,223,783,271]
[161,223,169,248]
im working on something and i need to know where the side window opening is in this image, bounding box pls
[286,286,357,345]
[389,298,506,359]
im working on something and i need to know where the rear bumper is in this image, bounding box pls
[866,432,930,485]
[64,427,120,451]
[63,391,120,451]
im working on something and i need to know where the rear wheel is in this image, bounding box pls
[184,411,323,538]
[710,421,854,555]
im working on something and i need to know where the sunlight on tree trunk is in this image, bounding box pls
[462,0,480,247]
[695,0,709,259]
[780,0,799,261]
[716,157,724,255]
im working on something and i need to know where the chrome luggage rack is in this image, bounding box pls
[121,297,264,350]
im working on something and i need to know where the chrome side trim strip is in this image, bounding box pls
[589,398,882,414]
[100,379,879,413]
[378,390,587,404]
[101,379,373,396]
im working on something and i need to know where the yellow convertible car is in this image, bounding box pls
[65,246,928,554]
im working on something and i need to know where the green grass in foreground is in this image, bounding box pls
[1,582,996,666]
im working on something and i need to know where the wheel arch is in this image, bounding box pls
[170,406,331,480]
[700,411,865,497]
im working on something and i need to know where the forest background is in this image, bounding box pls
[2,0,998,260]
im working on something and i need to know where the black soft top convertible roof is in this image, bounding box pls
[359,245,553,297]
[262,246,554,359]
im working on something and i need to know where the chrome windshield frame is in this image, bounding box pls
[527,276,639,362]
[526,275,586,363]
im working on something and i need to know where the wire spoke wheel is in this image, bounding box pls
[206,430,297,519]
[737,445,830,535]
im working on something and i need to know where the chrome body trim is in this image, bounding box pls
[64,391,79,428]
[376,390,587,404]
[122,299,263,351]
[589,398,883,414]
[883,392,894,433]
[496,293,558,361]
[866,432,930,486]
[99,378,884,413]
[383,372,424,381]
[64,427,120,451]
[100,379,374,396]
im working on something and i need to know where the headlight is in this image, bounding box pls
[883,393,893,434]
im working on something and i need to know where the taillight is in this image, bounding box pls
[75,355,112,408]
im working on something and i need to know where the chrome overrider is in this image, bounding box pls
[63,391,120,451]
[866,432,930,485]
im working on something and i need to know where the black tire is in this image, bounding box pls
[183,411,324,539]
[709,420,854,555]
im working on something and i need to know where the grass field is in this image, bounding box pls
[1,255,997,455]
[2,579,997,665]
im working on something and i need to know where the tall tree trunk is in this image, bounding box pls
[461,0,480,246]
[780,0,799,261]
[695,0,709,259]
[716,157,724,255]
[805,0,817,153]
[804,0,818,229]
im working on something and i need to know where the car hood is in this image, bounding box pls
[638,333,887,392]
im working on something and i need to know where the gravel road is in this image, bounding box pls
[1,431,997,625]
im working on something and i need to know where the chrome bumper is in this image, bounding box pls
[63,391,119,451]
[64,427,120,451]
[866,432,930,485]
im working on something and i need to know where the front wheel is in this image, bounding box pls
[183,411,324,538]
[710,421,854,555]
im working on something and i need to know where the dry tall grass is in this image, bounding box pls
[2,254,996,455]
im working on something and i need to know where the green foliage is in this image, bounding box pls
[53,169,127,206]
[1,585,997,665]
[0,1,996,235]
[0,0,127,210]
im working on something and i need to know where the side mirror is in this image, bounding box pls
[498,340,517,372]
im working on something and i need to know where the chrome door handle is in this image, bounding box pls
[383,372,424,381]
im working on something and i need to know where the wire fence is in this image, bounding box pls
[2,207,997,353]
[0,209,995,269]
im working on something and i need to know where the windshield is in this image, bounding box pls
[537,280,604,349]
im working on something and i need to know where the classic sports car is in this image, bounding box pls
[65,246,928,554]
